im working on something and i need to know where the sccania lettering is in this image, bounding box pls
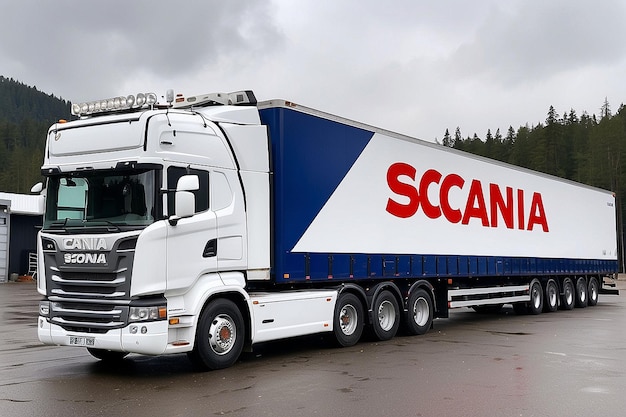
[385,162,549,232]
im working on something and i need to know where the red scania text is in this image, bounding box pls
[385,162,549,232]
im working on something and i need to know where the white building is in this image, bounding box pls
[0,192,44,282]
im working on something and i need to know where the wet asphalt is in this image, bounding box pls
[2,279,626,417]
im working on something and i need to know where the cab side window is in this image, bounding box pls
[167,167,209,215]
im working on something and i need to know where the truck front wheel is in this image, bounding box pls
[333,293,364,347]
[188,299,245,371]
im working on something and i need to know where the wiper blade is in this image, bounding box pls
[99,220,122,232]
[48,218,71,230]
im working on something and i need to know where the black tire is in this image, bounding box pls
[528,279,544,315]
[575,277,588,308]
[188,299,245,371]
[561,277,575,310]
[371,290,400,341]
[404,288,433,336]
[333,293,364,347]
[543,279,559,313]
[87,348,129,362]
[588,276,599,306]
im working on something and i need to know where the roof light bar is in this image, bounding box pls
[71,92,158,117]
[70,89,257,117]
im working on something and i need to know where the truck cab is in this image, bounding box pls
[37,91,273,367]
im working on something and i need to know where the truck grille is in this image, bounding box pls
[49,301,129,333]
[43,237,136,333]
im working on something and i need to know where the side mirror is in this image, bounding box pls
[31,182,44,194]
[176,175,199,192]
[169,175,199,225]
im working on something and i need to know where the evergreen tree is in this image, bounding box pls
[0,76,69,193]
[442,128,453,147]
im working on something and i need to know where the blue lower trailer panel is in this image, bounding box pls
[278,253,617,283]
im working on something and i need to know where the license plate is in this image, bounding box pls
[69,336,95,346]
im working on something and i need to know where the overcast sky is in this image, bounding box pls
[2,0,625,142]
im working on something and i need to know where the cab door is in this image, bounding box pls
[165,167,218,292]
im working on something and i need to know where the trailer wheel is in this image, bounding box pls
[575,277,588,308]
[188,298,245,371]
[587,277,599,306]
[371,290,400,341]
[561,278,575,310]
[528,279,544,315]
[404,288,433,336]
[543,279,559,313]
[333,293,364,347]
[87,348,129,362]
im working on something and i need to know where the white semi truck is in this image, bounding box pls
[35,90,618,370]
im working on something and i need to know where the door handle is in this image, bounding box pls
[203,239,217,258]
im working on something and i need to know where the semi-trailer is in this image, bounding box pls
[35,90,618,370]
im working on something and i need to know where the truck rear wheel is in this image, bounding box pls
[575,277,588,308]
[188,298,245,371]
[404,288,433,335]
[561,278,575,310]
[543,279,559,312]
[333,293,364,347]
[587,276,599,306]
[371,290,400,341]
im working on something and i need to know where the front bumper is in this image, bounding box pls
[38,316,169,355]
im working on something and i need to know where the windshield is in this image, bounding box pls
[44,169,157,231]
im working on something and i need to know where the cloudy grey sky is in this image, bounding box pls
[2,0,625,141]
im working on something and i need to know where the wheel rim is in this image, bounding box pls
[412,297,430,327]
[340,304,358,336]
[377,300,396,331]
[208,314,237,355]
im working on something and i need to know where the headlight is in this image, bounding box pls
[129,306,167,322]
